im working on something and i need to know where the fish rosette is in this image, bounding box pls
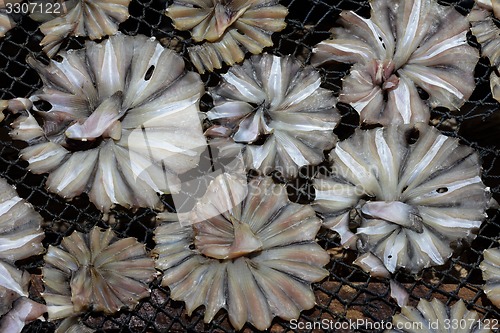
[30,0,132,57]
[314,124,490,274]
[205,54,340,178]
[0,178,46,332]
[480,247,500,308]
[312,0,479,125]
[468,0,500,103]
[42,227,156,330]
[10,33,207,213]
[154,174,329,330]
[166,0,288,73]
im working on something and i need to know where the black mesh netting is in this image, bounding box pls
[0,0,499,332]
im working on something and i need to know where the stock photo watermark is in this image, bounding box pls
[289,318,499,331]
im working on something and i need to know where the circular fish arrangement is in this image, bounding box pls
[314,124,490,274]
[312,0,479,125]
[154,174,329,330]
[480,247,500,308]
[0,0,498,331]
[205,53,340,178]
[42,226,157,331]
[10,33,207,213]
[166,0,288,73]
[30,0,132,57]
[468,0,500,103]
[0,178,46,332]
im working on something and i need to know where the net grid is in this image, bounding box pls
[0,0,499,332]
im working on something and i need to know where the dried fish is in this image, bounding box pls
[166,0,288,73]
[30,0,131,57]
[0,98,33,123]
[0,177,45,269]
[0,105,3,122]
[42,226,156,330]
[56,317,95,333]
[389,280,409,308]
[470,0,500,67]
[314,124,490,274]
[10,33,207,213]
[469,1,500,103]
[492,71,500,103]
[205,54,340,178]
[0,297,47,333]
[480,247,500,308]
[312,0,479,125]
[0,178,45,333]
[353,253,390,278]
[154,174,329,330]
[0,0,21,38]
[387,298,491,333]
